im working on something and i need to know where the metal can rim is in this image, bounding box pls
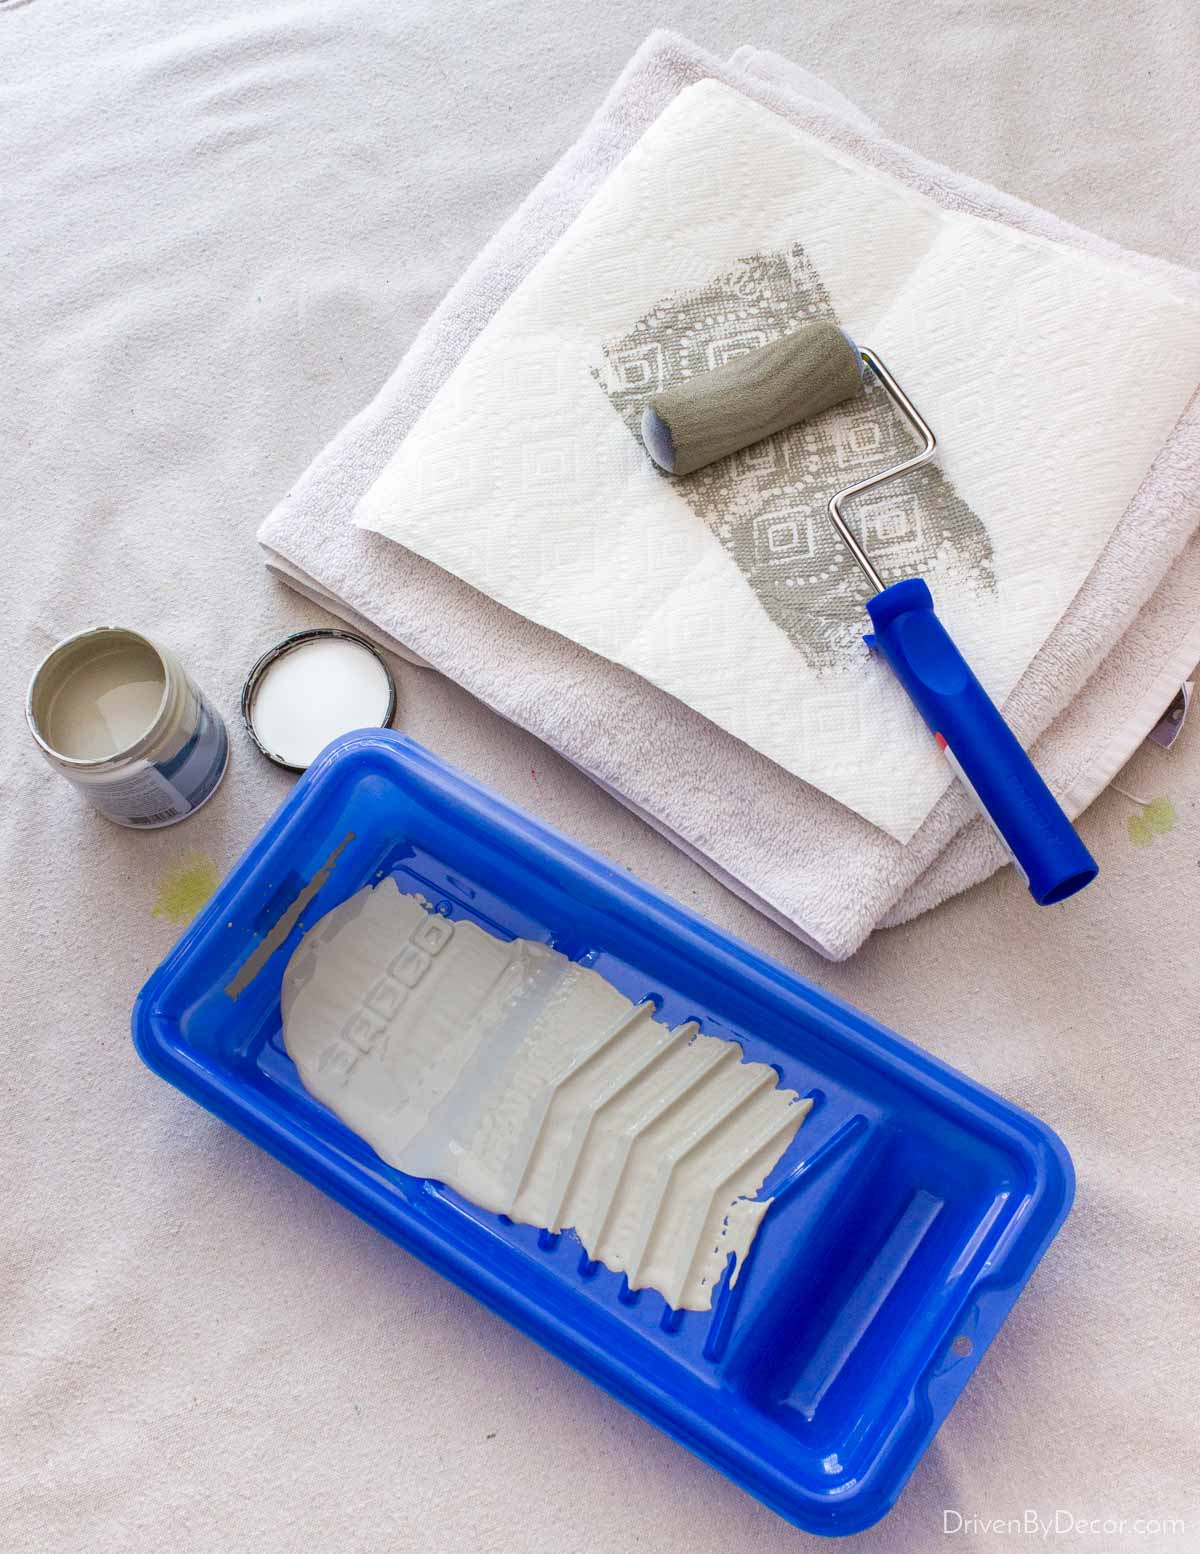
[240,628,397,773]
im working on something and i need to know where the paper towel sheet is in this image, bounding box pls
[356,80,1200,841]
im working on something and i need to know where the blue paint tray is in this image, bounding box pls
[132,732,1072,1536]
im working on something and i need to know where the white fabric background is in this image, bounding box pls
[2,4,1197,1553]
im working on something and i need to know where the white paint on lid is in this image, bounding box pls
[250,636,392,768]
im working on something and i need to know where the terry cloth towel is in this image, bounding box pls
[259,31,1200,959]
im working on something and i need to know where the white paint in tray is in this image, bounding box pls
[281,879,810,1311]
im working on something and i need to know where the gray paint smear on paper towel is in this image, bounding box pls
[594,244,995,669]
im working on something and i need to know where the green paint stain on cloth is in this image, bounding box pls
[154,851,219,923]
[1127,797,1176,848]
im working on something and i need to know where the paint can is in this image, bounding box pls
[26,626,229,828]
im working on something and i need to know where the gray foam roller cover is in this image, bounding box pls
[640,321,865,477]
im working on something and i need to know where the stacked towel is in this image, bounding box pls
[259,31,1200,958]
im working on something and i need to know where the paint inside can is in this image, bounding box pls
[26,627,228,828]
[242,630,396,771]
[37,633,166,760]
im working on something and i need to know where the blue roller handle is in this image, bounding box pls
[865,578,1098,905]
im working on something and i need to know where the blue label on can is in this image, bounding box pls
[121,691,228,827]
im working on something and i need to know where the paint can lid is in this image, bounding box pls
[241,629,397,772]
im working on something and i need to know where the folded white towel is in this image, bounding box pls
[259,31,1200,957]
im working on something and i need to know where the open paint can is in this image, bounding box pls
[26,626,229,827]
[241,629,396,772]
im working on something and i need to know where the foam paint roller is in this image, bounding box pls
[640,321,866,476]
[641,323,1098,906]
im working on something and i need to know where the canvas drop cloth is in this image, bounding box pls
[4,5,1199,1554]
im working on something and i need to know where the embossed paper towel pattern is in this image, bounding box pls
[355,79,1200,841]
